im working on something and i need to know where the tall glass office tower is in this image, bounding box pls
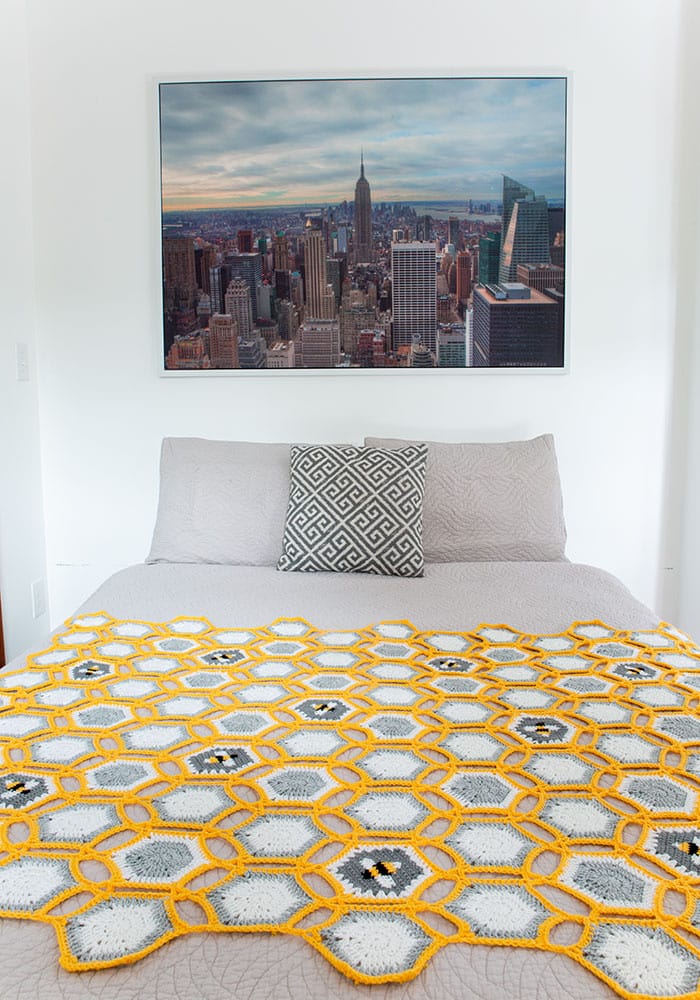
[499,176,550,284]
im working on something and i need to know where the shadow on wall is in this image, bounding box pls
[657,0,700,633]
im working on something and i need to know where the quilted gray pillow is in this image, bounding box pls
[277,444,428,577]
[146,438,295,566]
[364,434,566,562]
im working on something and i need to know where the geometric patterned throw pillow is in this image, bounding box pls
[277,444,428,577]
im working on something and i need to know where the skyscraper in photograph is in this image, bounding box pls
[208,264,225,316]
[499,195,551,283]
[356,328,388,367]
[277,299,298,341]
[303,224,336,319]
[548,206,565,245]
[340,303,376,359]
[437,292,452,323]
[209,313,239,369]
[274,270,292,302]
[516,262,565,293]
[501,176,534,237]
[209,254,263,317]
[224,278,254,338]
[326,257,342,307]
[257,283,273,322]
[437,324,467,367]
[479,233,501,285]
[273,233,289,271]
[165,332,209,370]
[194,245,216,295]
[472,283,563,367]
[196,292,211,328]
[237,229,254,253]
[238,336,267,369]
[456,250,472,304]
[337,223,349,254]
[410,343,434,367]
[498,175,551,284]
[391,241,437,352]
[266,340,296,368]
[353,154,373,264]
[229,253,263,320]
[299,318,341,367]
[163,236,197,310]
[416,215,432,241]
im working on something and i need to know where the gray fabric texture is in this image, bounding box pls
[277,443,428,577]
[0,561,658,1000]
[73,561,657,633]
[365,434,567,563]
[146,438,294,566]
[0,921,621,1000]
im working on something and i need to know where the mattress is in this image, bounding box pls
[0,562,669,1000]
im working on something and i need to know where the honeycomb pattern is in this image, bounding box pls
[1,614,700,997]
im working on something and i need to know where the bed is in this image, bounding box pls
[0,435,698,1000]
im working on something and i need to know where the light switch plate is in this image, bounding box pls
[16,342,29,381]
[31,579,46,619]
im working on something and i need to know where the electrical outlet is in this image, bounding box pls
[31,579,47,619]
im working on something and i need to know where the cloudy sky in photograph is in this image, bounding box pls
[160,77,567,212]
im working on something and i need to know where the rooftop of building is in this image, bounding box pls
[517,262,565,272]
[476,283,557,306]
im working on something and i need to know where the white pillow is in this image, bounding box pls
[146,438,294,565]
[364,434,566,562]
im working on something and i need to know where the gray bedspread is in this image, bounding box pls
[74,561,657,634]
[0,562,660,1000]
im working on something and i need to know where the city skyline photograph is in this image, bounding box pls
[159,76,567,373]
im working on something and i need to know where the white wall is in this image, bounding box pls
[675,0,700,638]
[16,0,689,630]
[0,0,49,660]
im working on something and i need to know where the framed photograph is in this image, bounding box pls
[159,75,567,374]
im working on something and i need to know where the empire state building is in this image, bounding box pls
[353,154,373,264]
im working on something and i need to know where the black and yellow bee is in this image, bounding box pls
[363,860,398,880]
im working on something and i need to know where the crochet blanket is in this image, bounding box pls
[1,613,700,1000]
